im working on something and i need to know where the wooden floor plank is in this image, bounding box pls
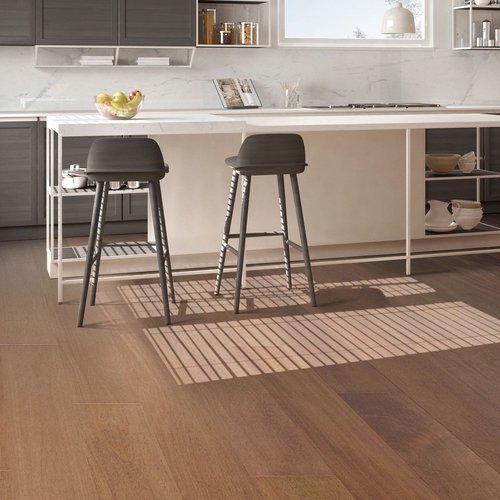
[189,376,334,477]
[373,351,500,474]
[0,471,13,500]
[432,345,500,409]
[0,346,98,499]
[121,333,268,500]
[256,475,355,500]
[260,369,440,499]
[318,361,500,499]
[74,404,183,500]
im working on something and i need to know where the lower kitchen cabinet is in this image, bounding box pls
[0,121,147,236]
[123,192,148,221]
[0,122,38,227]
[482,127,500,204]
[38,124,148,225]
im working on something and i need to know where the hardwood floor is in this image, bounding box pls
[1,239,500,499]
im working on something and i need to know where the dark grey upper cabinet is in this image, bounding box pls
[36,0,118,45]
[0,0,35,45]
[119,0,195,46]
[0,122,38,227]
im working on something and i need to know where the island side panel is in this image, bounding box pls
[151,130,426,259]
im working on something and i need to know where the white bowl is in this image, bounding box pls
[451,199,482,209]
[426,154,460,174]
[454,215,483,230]
[458,161,476,174]
[475,0,491,6]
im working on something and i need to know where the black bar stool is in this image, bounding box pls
[214,133,316,313]
[77,137,175,327]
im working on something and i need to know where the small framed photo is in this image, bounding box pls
[213,78,262,109]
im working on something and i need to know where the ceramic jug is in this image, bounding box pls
[425,200,453,227]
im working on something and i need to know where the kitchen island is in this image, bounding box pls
[46,110,500,302]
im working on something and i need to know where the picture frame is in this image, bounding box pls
[213,78,262,109]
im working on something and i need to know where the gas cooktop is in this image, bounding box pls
[306,103,442,110]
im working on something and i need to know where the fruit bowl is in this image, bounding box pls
[425,153,461,174]
[95,91,144,120]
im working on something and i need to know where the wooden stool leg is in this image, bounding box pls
[154,181,175,304]
[234,175,251,314]
[150,181,171,325]
[77,181,105,327]
[277,174,292,289]
[90,182,109,306]
[214,170,239,296]
[290,174,317,307]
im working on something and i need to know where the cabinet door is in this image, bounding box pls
[0,122,38,227]
[425,128,478,202]
[482,128,500,203]
[36,0,118,45]
[119,0,195,46]
[122,193,147,221]
[0,0,35,45]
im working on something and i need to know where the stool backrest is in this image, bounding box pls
[236,134,306,169]
[87,138,165,176]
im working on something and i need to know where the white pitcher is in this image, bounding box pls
[425,200,453,227]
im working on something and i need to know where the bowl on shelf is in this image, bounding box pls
[451,200,483,230]
[425,153,461,174]
[95,91,144,120]
[458,151,477,174]
[453,214,483,230]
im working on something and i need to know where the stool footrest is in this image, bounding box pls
[224,243,239,256]
[228,231,283,239]
[287,240,303,253]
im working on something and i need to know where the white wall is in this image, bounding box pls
[0,1,498,112]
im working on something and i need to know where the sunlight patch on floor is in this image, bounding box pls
[119,275,435,319]
[143,301,500,385]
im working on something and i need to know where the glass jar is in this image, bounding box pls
[200,9,216,44]
[221,22,235,44]
[218,29,232,45]
[238,22,259,45]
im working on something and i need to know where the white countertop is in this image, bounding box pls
[45,111,500,137]
[243,112,500,132]
[3,104,500,122]
[46,112,246,136]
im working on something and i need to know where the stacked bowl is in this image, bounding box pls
[451,199,483,230]
[458,151,476,174]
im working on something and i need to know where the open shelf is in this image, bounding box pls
[34,45,196,68]
[425,222,500,238]
[453,1,500,49]
[51,241,156,263]
[425,169,500,181]
[48,185,148,197]
[197,0,270,47]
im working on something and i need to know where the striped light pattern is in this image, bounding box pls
[144,301,500,385]
[119,275,436,319]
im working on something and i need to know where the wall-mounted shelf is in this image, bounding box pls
[453,1,500,49]
[34,45,196,68]
[197,0,270,47]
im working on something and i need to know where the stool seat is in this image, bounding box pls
[78,137,175,327]
[86,137,167,182]
[215,133,316,313]
[225,156,306,176]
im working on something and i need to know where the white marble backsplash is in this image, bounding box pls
[1,1,499,112]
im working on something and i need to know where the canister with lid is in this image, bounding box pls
[238,22,259,45]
